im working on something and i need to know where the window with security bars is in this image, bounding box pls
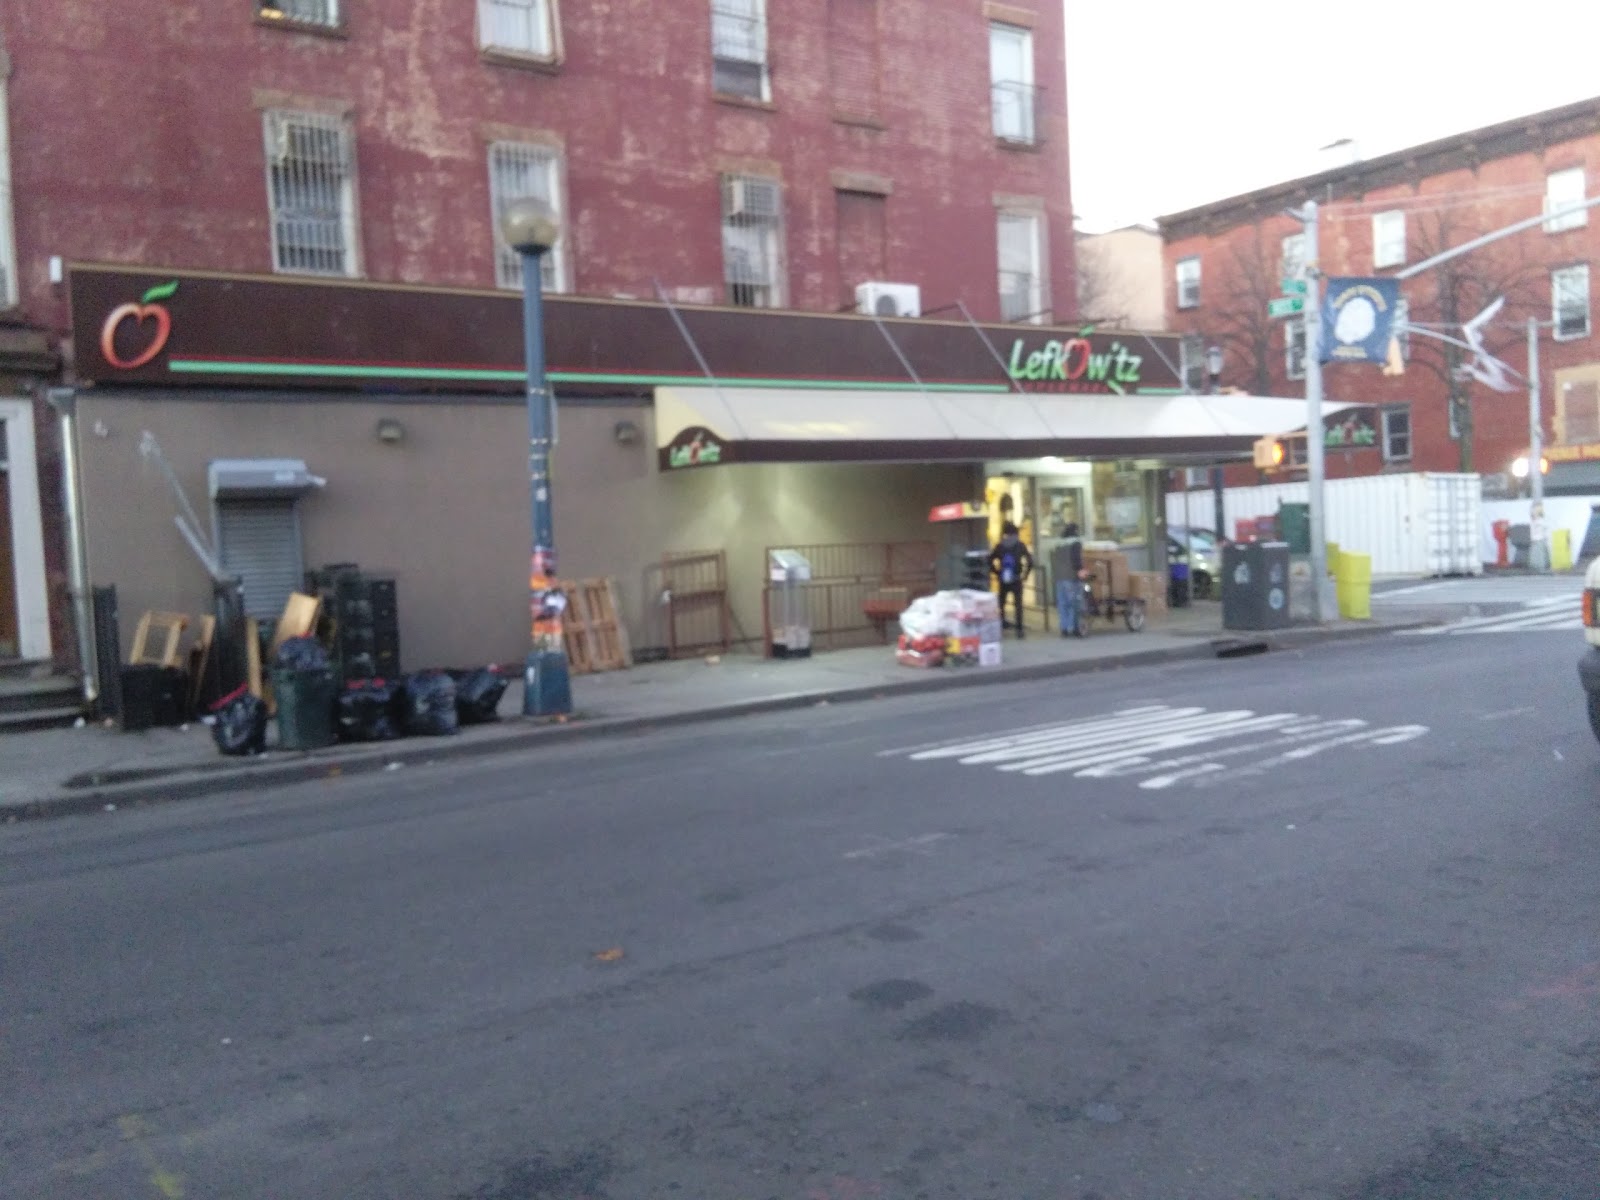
[997,211,1045,322]
[989,23,1035,144]
[1554,264,1590,340]
[712,0,768,100]
[1381,405,1412,462]
[1545,167,1587,233]
[721,175,783,307]
[1285,317,1306,381]
[258,0,340,28]
[264,110,358,277]
[489,142,564,291]
[479,0,554,56]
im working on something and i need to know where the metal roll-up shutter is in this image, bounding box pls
[216,499,304,619]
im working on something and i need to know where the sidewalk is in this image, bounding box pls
[0,602,1424,821]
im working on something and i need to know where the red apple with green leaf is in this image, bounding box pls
[100,280,179,369]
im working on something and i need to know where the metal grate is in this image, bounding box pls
[489,141,563,291]
[264,110,357,277]
[259,0,340,27]
[479,0,553,55]
[997,211,1043,321]
[1554,264,1591,339]
[722,175,783,308]
[712,0,767,97]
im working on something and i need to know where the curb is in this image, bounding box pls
[2,620,1427,823]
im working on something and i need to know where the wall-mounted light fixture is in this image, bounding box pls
[613,419,642,446]
[375,417,406,445]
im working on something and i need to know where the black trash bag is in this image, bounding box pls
[273,635,330,672]
[210,685,268,757]
[336,679,400,742]
[451,666,508,725]
[399,670,459,737]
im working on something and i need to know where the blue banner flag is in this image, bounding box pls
[1320,277,1402,365]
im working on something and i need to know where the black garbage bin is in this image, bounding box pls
[1221,541,1292,631]
[272,666,337,750]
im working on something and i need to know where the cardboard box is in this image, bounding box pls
[1129,571,1169,617]
[1084,549,1130,598]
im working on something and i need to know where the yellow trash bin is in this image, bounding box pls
[1336,551,1372,620]
[1553,528,1574,572]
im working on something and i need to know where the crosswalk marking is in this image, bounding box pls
[888,705,1428,791]
[1399,596,1582,636]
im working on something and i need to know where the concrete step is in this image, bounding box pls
[0,705,86,734]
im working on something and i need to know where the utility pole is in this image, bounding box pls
[1296,200,1332,622]
[1528,316,1549,572]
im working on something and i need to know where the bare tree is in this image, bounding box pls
[1207,227,1280,397]
[1073,234,1131,327]
[1398,210,1545,471]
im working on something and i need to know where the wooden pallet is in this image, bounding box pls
[562,578,632,675]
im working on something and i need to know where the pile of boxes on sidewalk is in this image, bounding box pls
[894,589,1003,669]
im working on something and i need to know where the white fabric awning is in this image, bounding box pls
[655,385,1352,469]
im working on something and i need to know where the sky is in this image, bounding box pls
[1064,1,1600,232]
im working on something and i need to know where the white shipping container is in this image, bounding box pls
[1166,472,1482,577]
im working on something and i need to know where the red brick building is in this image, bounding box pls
[1159,97,1600,494]
[0,0,1077,668]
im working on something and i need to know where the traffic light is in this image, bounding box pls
[1254,436,1286,469]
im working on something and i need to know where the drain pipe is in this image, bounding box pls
[46,386,98,708]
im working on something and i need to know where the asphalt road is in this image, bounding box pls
[6,628,1600,1199]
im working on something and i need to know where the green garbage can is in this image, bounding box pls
[1278,502,1311,555]
[271,666,337,750]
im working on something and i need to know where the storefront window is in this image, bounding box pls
[1091,461,1147,546]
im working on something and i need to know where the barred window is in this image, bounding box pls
[1286,317,1307,381]
[721,175,783,308]
[263,110,358,277]
[258,0,339,28]
[998,211,1045,322]
[479,0,554,57]
[489,141,565,291]
[712,0,768,100]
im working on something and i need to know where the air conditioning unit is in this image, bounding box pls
[855,281,922,318]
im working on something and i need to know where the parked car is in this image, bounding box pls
[1168,525,1221,600]
[1579,558,1600,741]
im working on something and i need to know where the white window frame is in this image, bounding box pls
[478,0,556,58]
[1280,232,1306,282]
[721,175,785,308]
[258,0,341,28]
[1553,263,1591,341]
[1372,209,1406,268]
[711,0,769,101]
[1175,256,1200,309]
[1285,317,1306,381]
[1381,405,1412,463]
[997,209,1047,323]
[263,109,360,278]
[1545,167,1587,233]
[488,141,567,293]
[989,22,1035,145]
[0,62,15,307]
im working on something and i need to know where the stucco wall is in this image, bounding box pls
[77,393,977,668]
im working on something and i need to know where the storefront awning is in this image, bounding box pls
[655,386,1354,470]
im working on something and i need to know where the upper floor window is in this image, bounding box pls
[997,209,1046,322]
[1175,256,1200,309]
[258,0,340,28]
[1381,405,1412,462]
[0,63,15,307]
[489,141,566,292]
[989,23,1035,145]
[1545,167,1587,233]
[263,109,359,277]
[722,175,784,307]
[479,0,555,58]
[1280,232,1306,282]
[1553,263,1591,341]
[1373,209,1406,268]
[712,0,769,100]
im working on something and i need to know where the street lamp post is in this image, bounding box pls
[501,197,573,717]
[1527,315,1550,572]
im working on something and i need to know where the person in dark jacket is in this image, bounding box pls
[1055,522,1087,637]
[989,522,1033,637]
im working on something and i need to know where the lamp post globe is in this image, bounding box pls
[501,197,561,256]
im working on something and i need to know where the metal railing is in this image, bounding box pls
[991,80,1039,145]
[760,541,939,655]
